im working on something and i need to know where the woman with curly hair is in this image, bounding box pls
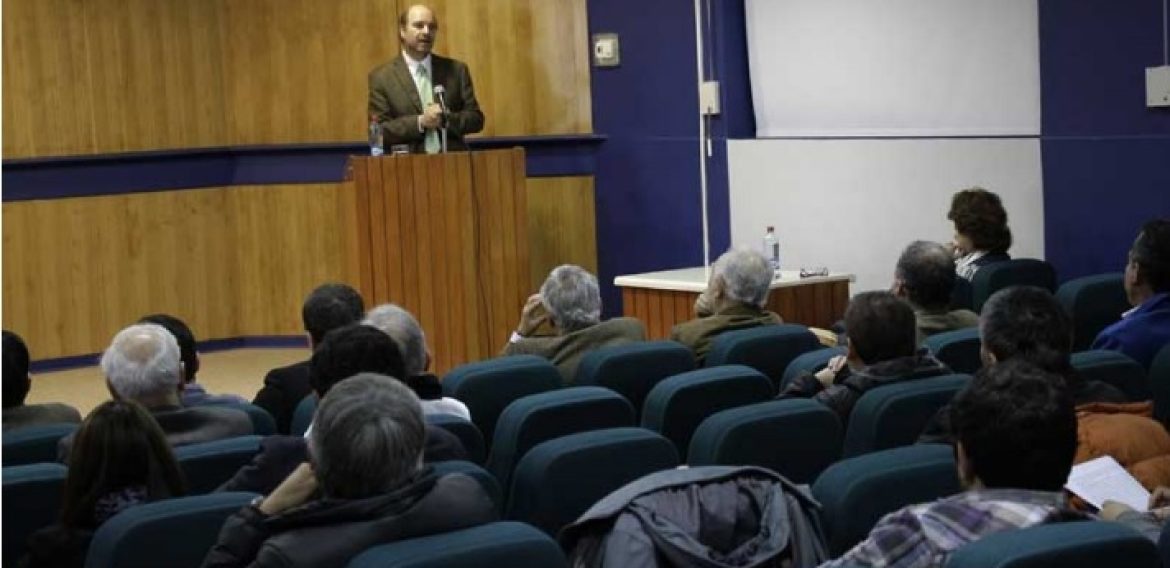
[947,187,1013,307]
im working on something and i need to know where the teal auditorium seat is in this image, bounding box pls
[175,435,262,494]
[945,521,1159,568]
[431,461,504,514]
[813,444,961,556]
[924,328,982,375]
[84,491,257,568]
[217,403,276,436]
[346,522,567,568]
[641,365,773,459]
[970,259,1058,313]
[1,423,77,466]
[290,394,315,437]
[1055,273,1128,351]
[442,355,562,446]
[3,463,68,566]
[1071,349,1151,401]
[781,346,847,390]
[486,387,634,497]
[506,427,679,535]
[428,414,487,465]
[1159,518,1170,568]
[1150,343,1170,425]
[705,324,822,389]
[688,398,844,484]
[575,341,695,419]
[843,374,971,457]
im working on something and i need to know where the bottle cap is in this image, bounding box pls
[767,225,775,232]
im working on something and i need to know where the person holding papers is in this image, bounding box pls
[823,360,1085,567]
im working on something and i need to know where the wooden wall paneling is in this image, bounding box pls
[395,156,421,313]
[377,157,404,307]
[455,154,488,362]
[424,155,452,372]
[525,176,598,292]
[2,0,97,157]
[344,162,376,301]
[83,0,228,153]
[410,156,438,355]
[367,157,390,304]
[411,0,592,136]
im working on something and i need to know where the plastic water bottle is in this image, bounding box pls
[763,226,780,273]
[368,115,384,156]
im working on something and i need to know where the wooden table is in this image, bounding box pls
[615,267,854,339]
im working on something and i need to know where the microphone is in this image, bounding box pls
[433,85,449,128]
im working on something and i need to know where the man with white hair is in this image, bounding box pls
[670,248,783,365]
[503,264,645,384]
[57,323,252,461]
[364,304,470,420]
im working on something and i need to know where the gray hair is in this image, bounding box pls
[712,248,772,307]
[540,265,602,332]
[895,240,958,310]
[309,373,424,499]
[100,323,183,401]
[363,304,427,377]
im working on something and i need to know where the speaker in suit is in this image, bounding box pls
[368,53,483,153]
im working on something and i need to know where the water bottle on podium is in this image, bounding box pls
[368,114,384,156]
[763,226,780,275]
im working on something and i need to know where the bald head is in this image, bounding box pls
[100,323,182,402]
[399,4,438,60]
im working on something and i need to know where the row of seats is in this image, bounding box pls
[8,442,1164,567]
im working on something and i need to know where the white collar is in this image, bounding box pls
[402,51,432,77]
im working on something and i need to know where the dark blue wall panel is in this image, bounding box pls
[1040,0,1170,282]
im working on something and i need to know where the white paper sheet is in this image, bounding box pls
[1065,456,1150,512]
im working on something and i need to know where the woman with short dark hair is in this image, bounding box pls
[20,400,186,567]
[947,187,1013,307]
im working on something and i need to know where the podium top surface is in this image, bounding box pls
[614,266,855,293]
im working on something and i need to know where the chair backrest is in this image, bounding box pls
[1071,349,1151,401]
[970,258,1058,313]
[843,374,971,457]
[1,423,77,466]
[346,521,567,568]
[442,355,563,446]
[290,395,316,437]
[506,427,679,535]
[705,324,822,389]
[781,346,847,391]
[924,328,982,375]
[688,399,844,484]
[945,521,1160,568]
[575,341,695,419]
[3,463,68,567]
[84,491,257,568]
[174,436,263,494]
[218,403,276,436]
[1159,516,1170,568]
[430,461,504,515]
[1150,342,1170,426]
[641,365,774,459]
[1055,273,1127,351]
[812,444,960,556]
[487,387,634,495]
[428,414,487,465]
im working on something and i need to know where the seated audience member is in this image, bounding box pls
[1102,486,1170,542]
[947,187,1012,308]
[670,248,782,365]
[502,264,645,384]
[253,283,364,434]
[58,324,252,461]
[2,330,82,431]
[202,374,496,568]
[778,291,949,424]
[363,304,470,420]
[138,314,247,407]
[1091,219,1170,369]
[21,400,187,568]
[892,241,979,344]
[218,324,465,495]
[824,360,1085,567]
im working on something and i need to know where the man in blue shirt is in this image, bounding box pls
[1092,219,1170,369]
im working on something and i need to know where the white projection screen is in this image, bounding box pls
[745,0,1041,137]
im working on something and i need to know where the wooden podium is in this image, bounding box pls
[342,148,529,375]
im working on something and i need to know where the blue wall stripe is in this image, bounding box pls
[30,335,309,374]
[2,135,605,202]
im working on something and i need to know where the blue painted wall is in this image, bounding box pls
[1039,0,1170,281]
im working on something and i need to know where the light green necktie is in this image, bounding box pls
[415,65,441,154]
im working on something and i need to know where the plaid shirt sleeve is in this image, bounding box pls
[821,506,937,568]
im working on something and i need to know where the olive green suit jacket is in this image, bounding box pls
[367,53,484,153]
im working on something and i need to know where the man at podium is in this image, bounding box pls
[368,4,484,153]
